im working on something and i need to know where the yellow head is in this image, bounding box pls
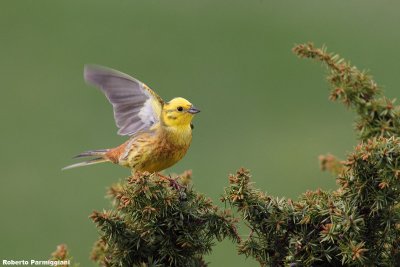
[162,97,200,127]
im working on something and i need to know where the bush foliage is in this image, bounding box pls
[222,43,400,266]
[90,171,239,267]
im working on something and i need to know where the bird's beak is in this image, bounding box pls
[187,105,201,114]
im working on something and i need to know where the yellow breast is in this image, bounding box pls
[125,124,193,172]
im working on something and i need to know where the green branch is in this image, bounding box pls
[223,43,400,266]
[90,172,240,267]
[293,43,400,140]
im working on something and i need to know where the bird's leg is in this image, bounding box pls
[156,173,183,190]
[156,173,170,180]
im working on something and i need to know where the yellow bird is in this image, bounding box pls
[63,65,200,174]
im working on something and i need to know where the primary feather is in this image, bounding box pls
[84,65,164,136]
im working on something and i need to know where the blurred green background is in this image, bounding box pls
[1,0,399,266]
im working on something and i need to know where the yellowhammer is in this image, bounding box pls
[63,65,200,174]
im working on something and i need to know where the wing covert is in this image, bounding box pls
[84,65,164,136]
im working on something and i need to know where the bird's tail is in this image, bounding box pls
[62,149,110,170]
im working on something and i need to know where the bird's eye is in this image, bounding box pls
[177,106,183,111]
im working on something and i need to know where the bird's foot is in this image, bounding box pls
[156,173,183,190]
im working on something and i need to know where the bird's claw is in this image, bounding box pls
[156,173,184,190]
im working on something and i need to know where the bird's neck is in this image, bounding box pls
[162,124,192,146]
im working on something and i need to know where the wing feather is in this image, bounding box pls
[84,65,164,136]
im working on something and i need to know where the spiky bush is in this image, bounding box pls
[90,171,239,267]
[222,43,400,266]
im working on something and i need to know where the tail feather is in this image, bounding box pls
[63,149,110,170]
[73,149,109,158]
[62,157,108,170]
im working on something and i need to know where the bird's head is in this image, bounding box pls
[162,97,200,127]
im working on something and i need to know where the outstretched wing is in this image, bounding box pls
[84,65,164,136]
